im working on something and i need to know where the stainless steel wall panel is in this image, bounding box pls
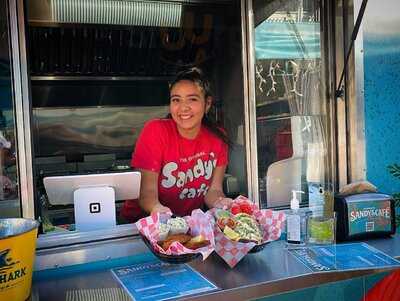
[349,0,366,182]
[322,0,339,192]
[335,0,348,189]
[32,106,169,158]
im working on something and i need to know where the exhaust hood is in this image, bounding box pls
[29,0,182,27]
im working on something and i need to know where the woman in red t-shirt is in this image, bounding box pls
[363,270,400,301]
[121,67,232,222]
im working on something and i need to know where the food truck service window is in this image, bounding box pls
[3,0,339,246]
[248,0,334,209]
[23,0,247,237]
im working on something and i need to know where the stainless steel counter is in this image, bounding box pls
[32,234,400,301]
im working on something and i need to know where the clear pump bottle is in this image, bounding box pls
[286,190,308,249]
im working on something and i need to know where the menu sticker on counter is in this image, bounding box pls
[289,242,400,272]
[111,260,218,301]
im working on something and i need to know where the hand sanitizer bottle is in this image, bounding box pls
[286,190,307,249]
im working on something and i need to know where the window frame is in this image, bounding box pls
[245,0,339,208]
[10,0,347,247]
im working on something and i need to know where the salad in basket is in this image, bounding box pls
[208,196,286,268]
[215,205,263,243]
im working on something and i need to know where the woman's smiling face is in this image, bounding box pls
[169,80,211,139]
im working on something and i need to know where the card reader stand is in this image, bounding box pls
[44,171,141,232]
[73,186,116,232]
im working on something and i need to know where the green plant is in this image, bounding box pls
[388,164,400,229]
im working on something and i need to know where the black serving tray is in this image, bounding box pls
[140,234,201,264]
[249,241,269,253]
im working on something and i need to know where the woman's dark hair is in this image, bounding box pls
[167,67,232,147]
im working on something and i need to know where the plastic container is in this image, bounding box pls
[286,191,309,249]
[0,218,39,301]
[307,213,336,245]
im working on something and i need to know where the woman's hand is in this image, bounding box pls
[150,203,172,215]
[213,196,233,209]
[138,169,172,215]
[204,165,233,210]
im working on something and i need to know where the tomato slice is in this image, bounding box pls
[239,203,253,215]
[230,205,242,215]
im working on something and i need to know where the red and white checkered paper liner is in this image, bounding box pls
[135,209,215,260]
[208,195,286,268]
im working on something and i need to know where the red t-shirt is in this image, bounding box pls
[121,119,228,222]
[364,270,400,301]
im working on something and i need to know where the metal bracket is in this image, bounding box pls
[335,87,345,99]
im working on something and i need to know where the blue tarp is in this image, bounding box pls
[255,20,321,59]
